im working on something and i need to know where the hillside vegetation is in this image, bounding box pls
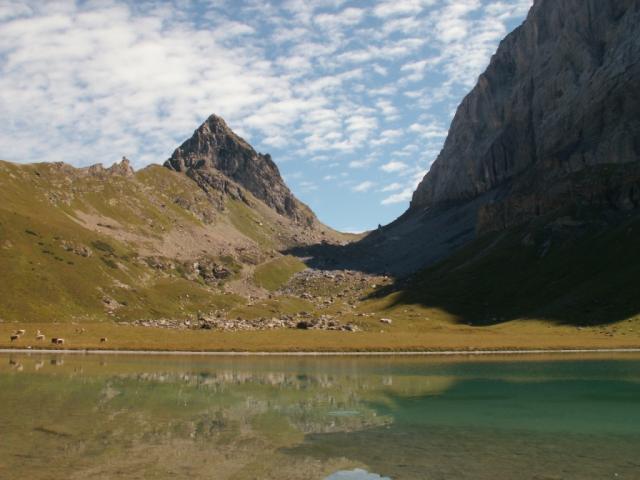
[1,159,638,352]
[362,211,640,328]
[0,160,337,324]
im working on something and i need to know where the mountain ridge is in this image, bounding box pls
[409,0,640,233]
[1,0,639,342]
[288,0,639,279]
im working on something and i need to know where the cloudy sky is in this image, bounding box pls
[0,0,531,232]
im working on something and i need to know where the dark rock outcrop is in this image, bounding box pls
[165,114,315,226]
[410,0,640,233]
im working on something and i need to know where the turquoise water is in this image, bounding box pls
[0,353,639,479]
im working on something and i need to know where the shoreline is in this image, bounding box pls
[2,347,640,356]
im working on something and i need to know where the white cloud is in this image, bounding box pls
[381,15,422,35]
[314,7,364,30]
[421,0,533,88]
[371,128,404,147]
[380,182,403,192]
[0,1,32,21]
[375,100,400,121]
[400,59,429,83]
[368,85,397,97]
[381,187,414,205]
[485,1,533,20]
[409,122,448,139]
[349,156,376,168]
[372,64,388,76]
[373,0,436,18]
[335,38,425,66]
[0,2,289,167]
[353,180,376,192]
[381,167,427,205]
[0,0,533,227]
[263,135,289,147]
[380,160,408,173]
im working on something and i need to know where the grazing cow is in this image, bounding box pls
[36,330,45,341]
[10,334,19,342]
[55,338,65,345]
[100,337,108,343]
[15,329,26,335]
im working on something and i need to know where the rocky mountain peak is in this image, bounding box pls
[409,0,640,232]
[164,114,315,226]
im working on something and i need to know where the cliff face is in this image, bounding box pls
[165,114,315,226]
[410,0,640,232]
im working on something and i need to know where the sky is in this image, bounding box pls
[0,0,532,232]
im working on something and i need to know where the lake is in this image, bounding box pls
[1,353,639,479]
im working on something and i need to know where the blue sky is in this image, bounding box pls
[0,0,531,232]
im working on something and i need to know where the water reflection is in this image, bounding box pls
[326,469,391,480]
[1,353,639,480]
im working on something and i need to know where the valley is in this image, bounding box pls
[1,0,639,352]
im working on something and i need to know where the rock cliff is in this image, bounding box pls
[165,114,316,226]
[410,0,640,233]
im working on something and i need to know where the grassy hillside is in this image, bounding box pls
[0,160,332,323]
[362,212,640,328]
[1,159,638,351]
[253,256,307,291]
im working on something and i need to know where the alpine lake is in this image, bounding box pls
[1,352,639,480]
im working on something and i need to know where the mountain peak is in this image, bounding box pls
[409,0,640,232]
[164,114,315,226]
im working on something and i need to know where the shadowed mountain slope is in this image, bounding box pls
[287,0,640,326]
[293,0,640,278]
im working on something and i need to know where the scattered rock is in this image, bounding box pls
[59,240,92,257]
[102,296,124,312]
[132,312,359,332]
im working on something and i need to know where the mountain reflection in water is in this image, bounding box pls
[1,353,639,480]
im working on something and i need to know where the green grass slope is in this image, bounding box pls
[365,212,640,327]
[253,256,307,291]
[0,160,326,323]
